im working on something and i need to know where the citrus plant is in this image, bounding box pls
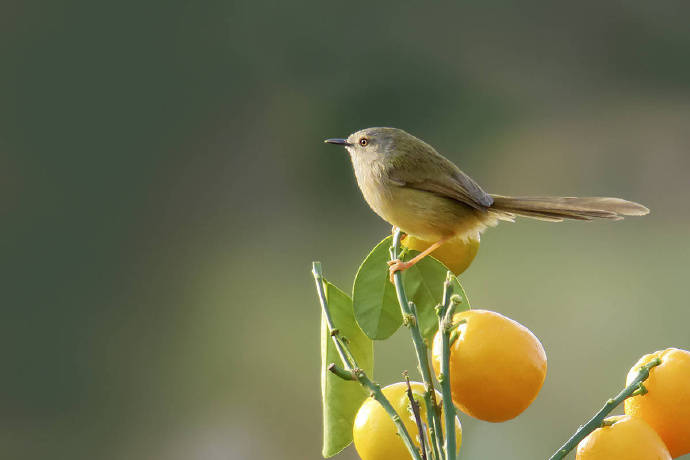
[312,230,688,460]
[314,231,472,460]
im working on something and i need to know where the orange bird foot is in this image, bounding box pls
[387,259,413,284]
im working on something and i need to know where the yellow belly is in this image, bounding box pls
[362,184,493,241]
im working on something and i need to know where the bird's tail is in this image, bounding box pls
[489,195,649,222]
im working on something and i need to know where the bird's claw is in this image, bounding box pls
[388,259,411,284]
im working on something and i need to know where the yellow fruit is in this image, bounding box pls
[353,381,462,460]
[402,234,479,275]
[431,309,547,422]
[576,415,671,460]
[624,348,690,458]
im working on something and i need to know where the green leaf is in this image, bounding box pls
[353,236,472,341]
[321,281,373,457]
[406,252,472,339]
[352,236,402,340]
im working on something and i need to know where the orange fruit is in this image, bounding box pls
[353,381,461,460]
[624,348,690,458]
[402,234,479,275]
[431,309,547,422]
[576,415,671,460]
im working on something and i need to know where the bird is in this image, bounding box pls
[324,127,649,282]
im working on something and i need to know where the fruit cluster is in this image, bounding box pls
[577,348,690,459]
[353,346,690,459]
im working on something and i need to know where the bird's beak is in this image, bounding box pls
[324,138,352,146]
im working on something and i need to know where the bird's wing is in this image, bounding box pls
[388,155,493,210]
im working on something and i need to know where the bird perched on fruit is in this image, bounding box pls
[325,127,649,281]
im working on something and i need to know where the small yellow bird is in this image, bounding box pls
[325,127,649,281]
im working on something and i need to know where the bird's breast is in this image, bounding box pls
[352,158,394,219]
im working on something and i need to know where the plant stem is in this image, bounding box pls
[548,357,662,460]
[390,229,446,460]
[312,262,423,460]
[327,363,355,381]
[438,273,458,460]
[421,359,443,460]
[312,262,355,369]
[404,372,428,460]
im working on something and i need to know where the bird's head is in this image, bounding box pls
[324,127,416,162]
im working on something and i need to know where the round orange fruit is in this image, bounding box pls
[353,381,461,460]
[624,348,690,458]
[402,234,479,275]
[576,415,671,460]
[431,309,547,422]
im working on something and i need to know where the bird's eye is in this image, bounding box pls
[359,138,368,147]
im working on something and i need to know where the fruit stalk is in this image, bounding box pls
[438,273,458,460]
[312,262,423,460]
[391,229,446,459]
[548,357,662,460]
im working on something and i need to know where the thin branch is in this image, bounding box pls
[404,372,428,460]
[422,356,443,460]
[312,262,423,460]
[327,363,355,381]
[548,357,662,460]
[447,319,466,347]
[437,273,458,460]
[390,230,446,460]
[313,262,352,370]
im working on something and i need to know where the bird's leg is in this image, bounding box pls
[388,236,451,283]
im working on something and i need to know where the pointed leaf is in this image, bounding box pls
[352,237,402,340]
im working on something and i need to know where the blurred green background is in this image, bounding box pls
[3,1,690,459]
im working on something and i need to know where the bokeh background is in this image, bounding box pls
[3,1,690,459]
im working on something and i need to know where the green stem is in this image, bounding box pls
[327,363,355,381]
[390,230,446,460]
[312,262,353,369]
[312,262,423,460]
[548,357,662,460]
[420,395,437,460]
[422,360,443,460]
[438,273,458,460]
[404,372,428,460]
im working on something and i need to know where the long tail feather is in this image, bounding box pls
[489,195,649,222]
